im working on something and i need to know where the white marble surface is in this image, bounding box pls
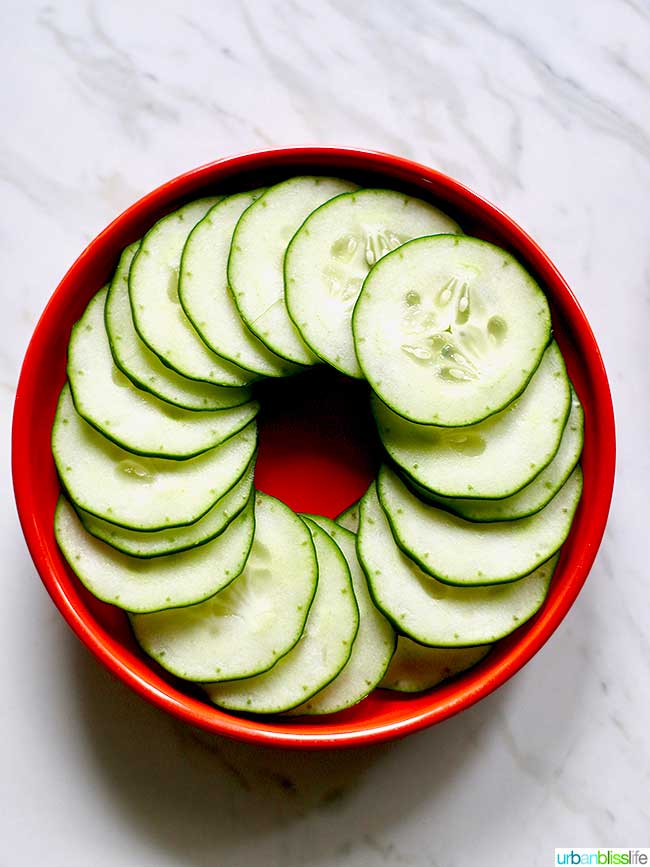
[1,1,649,864]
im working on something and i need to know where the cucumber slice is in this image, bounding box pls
[378,464,583,586]
[130,493,318,681]
[179,191,300,378]
[205,518,359,713]
[130,198,256,386]
[76,458,254,558]
[106,244,246,410]
[373,341,571,499]
[68,288,259,459]
[289,517,395,715]
[52,385,257,531]
[425,388,584,521]
[358,483,559,646]
[285,189,461,377]
[336,501,360,534]
[353,235,552,425]
[55,494,254,613]
[379,637,491,692]
[228,176,358,364]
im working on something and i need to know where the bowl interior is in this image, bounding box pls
[12,148,615,748]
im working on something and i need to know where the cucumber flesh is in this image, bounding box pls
[378,464,583,586]
[55,495,254,613]
[130,199,256,386]
[289,517,395,715]
[228,176,358,364]
[426,389,584,521]
[130,493,318,682]
[358,483,559,646]
[76,459,254,558]
[179,191,300,377]
[353,235,552,425]
[336,501,360,534]
[52,385,257,531]
[106,244,244,410]
[285,189,461,377]
[379,637,491,692]
[205,518,359,713]
[373,341,571,499]
[68,288,259,459]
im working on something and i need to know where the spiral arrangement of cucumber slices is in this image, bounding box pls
[53,175,583,714]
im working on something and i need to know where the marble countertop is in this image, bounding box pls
[2,1,648,865]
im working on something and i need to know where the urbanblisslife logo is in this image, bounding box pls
[555,851,649,865]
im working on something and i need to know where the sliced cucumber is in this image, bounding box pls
[425,389,584,521]
[228,176,358,364]
[52,385,257,530]
[55,495,254,613]
[68,288,259,459]
[130,493,318,681]
[379,637,491,692]
[289,517,395,715]
[76,458,254,558]
[378,464,582,586]
[285,189,461,377]
[353,235,552,425]
[358,483,559,646]
[205,518,359,713]
[179,191,300,378]
[373,341,571,499]
[130,198,256,386]
[336,501,360,534]
[106,244,245,410]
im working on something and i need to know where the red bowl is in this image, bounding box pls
[12,147,615,749]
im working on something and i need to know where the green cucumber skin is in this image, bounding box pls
[105,244,177,405]
[355,483,560,647]
[282,190,363,379]
[54,446,256,533]
[372,341,571,501]
[377,465,583,588]
[66,306,260,460]
[176,189,300,379]
[75,459,256,559]
[105,243,252,411]
[283,188,462,379]
[371,568,553,647]
[359,547,556,649]
[375,327,554,430]
[129,198,258,387]
[291,516,397,715]
[357,541,452,647]
[129,199,222,380]
[381,380,568,501]
[379,638,492,693]
[66,378,257,463]
[351,235,553,427]
[206,518,359,712]
[128,571,318,685]
[406,415,584,523]
[55,495,256,615]
[177,190,267,372]
[291,517,362,708]
[335,501,361,534]
[52,385,259,533]
[227,177,358,365]
[130,493,320,683]
[353,490,418,642]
